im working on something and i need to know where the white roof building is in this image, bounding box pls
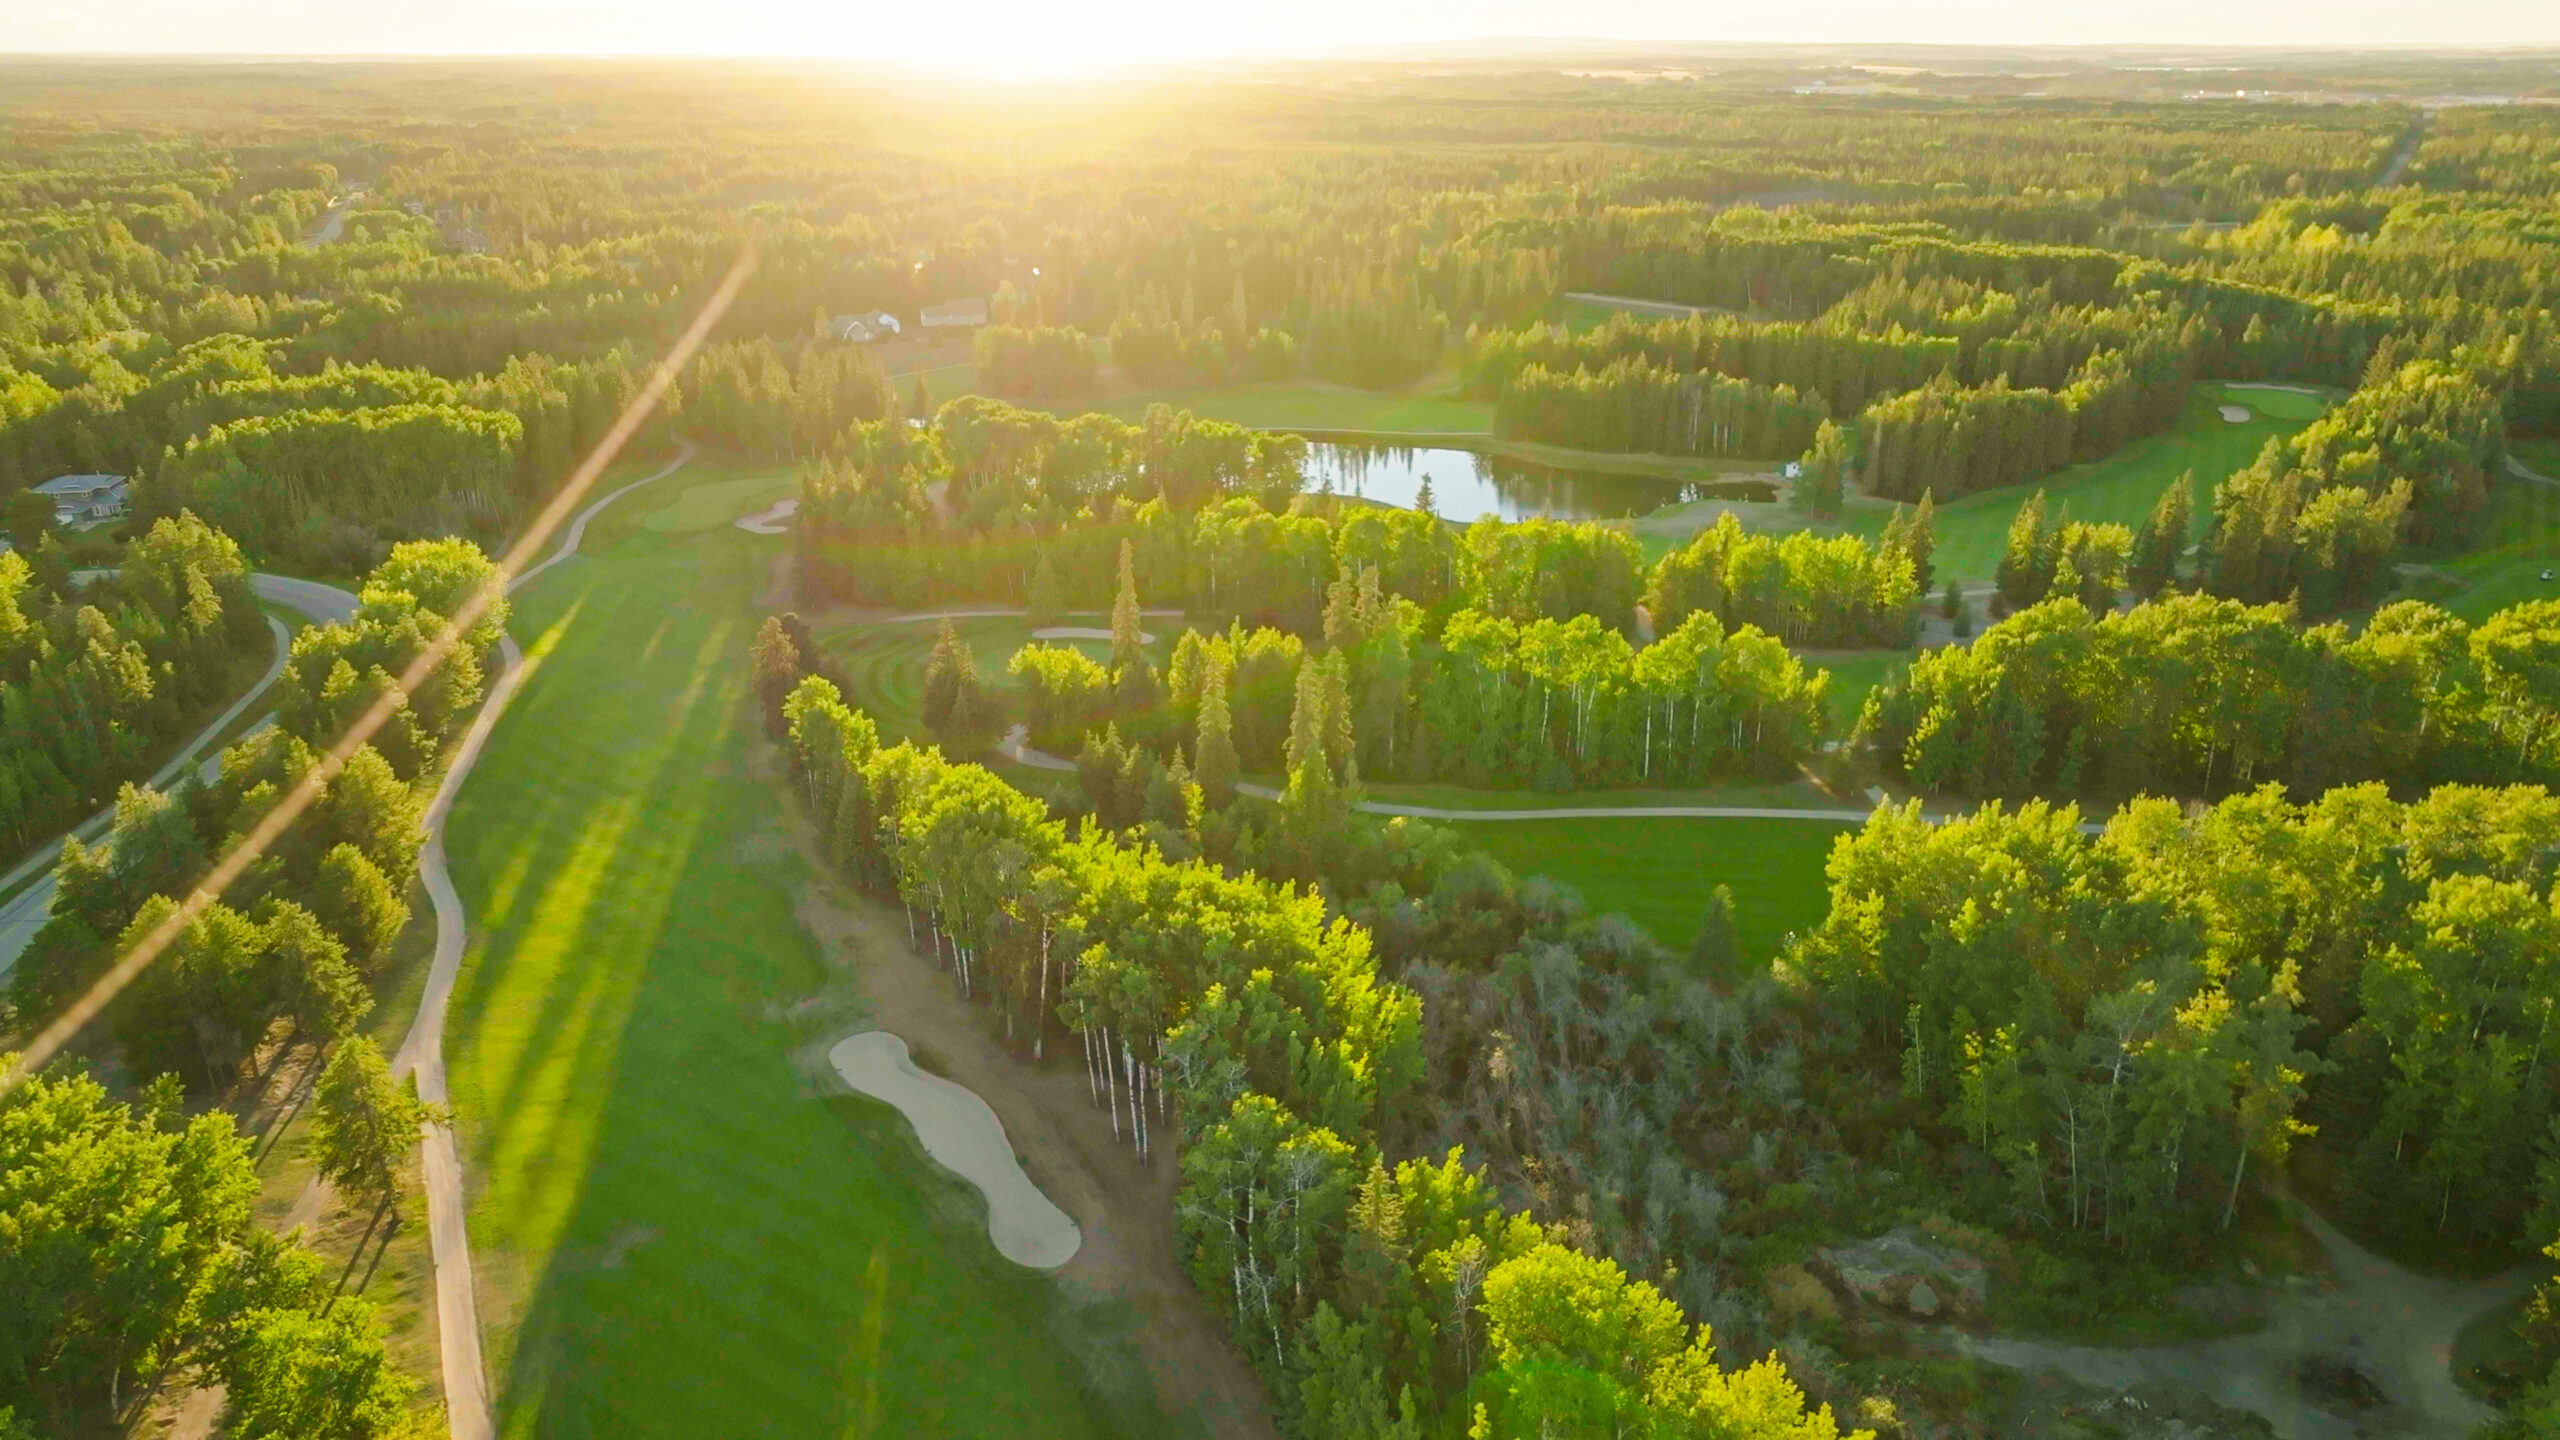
[920,297,989,328]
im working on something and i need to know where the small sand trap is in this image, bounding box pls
[2218,404,2252,423]
[1032,625,1154,645]
[735,497,797,534]
[828,1032,1081,1269]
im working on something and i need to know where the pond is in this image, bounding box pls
[1300,443,1775,523]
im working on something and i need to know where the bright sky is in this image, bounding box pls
[17,0,2560,75]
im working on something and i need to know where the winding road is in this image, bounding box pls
[0,574,359,978]
[390,438,698,1440]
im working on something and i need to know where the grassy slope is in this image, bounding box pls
[1844,386,2323,582]
[2436,439,2560,621]
[1057,382,1493,434]
[1805,649,1908,730]
[639,469,796,535]
[439,479,1151,1440]
[1461,816,1850,969]
[814,615,1168,747]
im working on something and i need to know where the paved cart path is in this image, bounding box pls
[393,439,697,1440]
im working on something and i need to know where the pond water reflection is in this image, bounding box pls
[1301,443,1774,522]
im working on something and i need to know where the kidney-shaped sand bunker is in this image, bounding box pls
[827,1031,1082,1269]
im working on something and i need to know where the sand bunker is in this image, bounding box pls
[827,1032,1081,1269]
[1032,625,1154,644]
[2218,404,2252,423]
[735,497,798,534]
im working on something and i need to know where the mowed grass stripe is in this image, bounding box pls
[1844,385,2325,582]
[1461,815,1850,970]
[440,512,1148,1438]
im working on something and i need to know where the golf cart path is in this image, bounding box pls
[1959,1205,2532,1439]
[0,574,362,977]
[2507,453,2560,490]
[393,438,698,1440]
[997,726,1876,823]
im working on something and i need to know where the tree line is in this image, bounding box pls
[1861,593,2560,804]
[768,657,1865,1439]
[1494,360,1825,460]
[1784,782,2560,1258]
[0,512,268,863]
[3,537,504,1436]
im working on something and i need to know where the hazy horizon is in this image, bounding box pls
[17,1,2560,77]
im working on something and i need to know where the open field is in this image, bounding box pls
[1060,381,1492,434]
[2430,464,2560,621]
[812,614,1169,748]
[1806,648,1909,729]
[909,358,1494,435]
[1845,385,2328,581]
[1616,383,2328,572]
[1460,815,1850,968]
[640,469,796,534]
[436,478,1160,1439]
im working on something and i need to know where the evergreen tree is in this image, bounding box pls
[1195,664,1241,809]
[1908,490,1938,592]
[2129,472,2192,598]
[1110,539,1144,675]
[309,1036,435,1213]
[1993,490,2057,612]
[1026,549,1064,629]
[1793,420,1851,516]
[1941,579,1964,622]
[1109,539,1159,712]
[750,616,803,739]
[1688,885,1740,975]
[921,619,982,739]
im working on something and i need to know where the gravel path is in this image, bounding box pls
[393,439,697,1440]
[1959,1207,2532,1438]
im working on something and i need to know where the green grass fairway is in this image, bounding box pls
[1463,816,1848,970]
[1803,649,1909,730]
[2435,467,2560,621]
[1054,382,1492,435]
[1846,386,2323,581]
[640,470,795,534]
[2221,383,2333,422]
[1350,777,1854,813]
[440,486,1159,1439]
[2516,439,2560,479]
[813,615,1168,748]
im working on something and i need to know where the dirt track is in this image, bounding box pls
[782,814,1282,1440]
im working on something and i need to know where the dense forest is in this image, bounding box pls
[7,52,2560,1440]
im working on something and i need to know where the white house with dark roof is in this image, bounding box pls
[35,473,130,527]
[831,310,903,344]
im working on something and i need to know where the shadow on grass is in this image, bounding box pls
[442,528,1182,1439]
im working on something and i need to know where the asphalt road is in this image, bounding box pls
[0,573,358,978]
